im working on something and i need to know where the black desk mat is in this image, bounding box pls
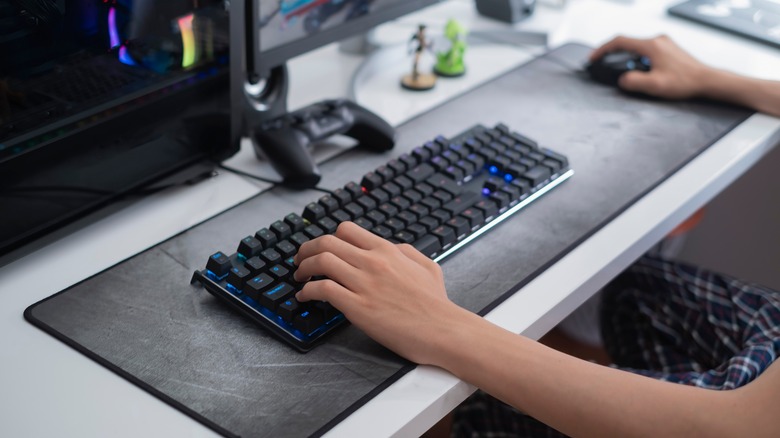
[25,44,751,437]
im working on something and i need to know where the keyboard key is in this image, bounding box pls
[366,209,387,225]
[331,209,351,224]
[270,220,292,240]
[511,131,538,148]
[490,191,511,209]
[284,213,305,233]
[344,202,364,219]
[447,216,470,237]
[475,199,498,220]
[369,188,390,204]
[378,203,399,217]
[406,163,435,183]
[511,179,531,197]
[227,265,251,290]
[303,224,324,239]
[376,165,395,182]
[384,218,405,233]
[420,197,441,210]
[317,217,338,234]
[315,301,340,320]
[331,188,352,206]
[394,175,413,191]
[361,172,383,191]
[522,166,552,187]
[432,190,453,203]
[402,189,423,204]
[354,217,373,230]
[542,148,568,169]
[387,158,407,175]
[398,153,417,168]
[442,192,480,216]
[318,195,340,213]
[426,173,461,196]
[278,298,300,322]
[268,264,289,279]
[381,181,401,197]
[357,195,377,212]
[260,282,295,311]
[394,231,415,244]
[245,256,267,275]
[289,232,309,248]
[390,196,411,211]
[461,208,484,228]
[371,225,393,239]
[255,228,278,248]
[237,236,263,259]
[260,248,282,264]
[244,273,274,301]
[414,182,434,197]
[397,211,418,226]
[275,241,297,257]
[412,234,441,257]
[344,181,363,199]
[206,252,231,278]
[432,225,456,247]
[412,146,431,163]
[407,223,427,240]
[293,309,324,335]
[409,204,430,218]
[431,209,451,223]
[302,203,326,222]
[418,215,439,231]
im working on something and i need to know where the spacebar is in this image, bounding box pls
[412,235,442,258]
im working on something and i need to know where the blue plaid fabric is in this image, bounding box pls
[451,255,780,437]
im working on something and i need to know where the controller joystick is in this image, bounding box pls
[252,99,395,189]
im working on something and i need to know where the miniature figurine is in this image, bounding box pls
[401,24,437,91]
[434,19,467,77]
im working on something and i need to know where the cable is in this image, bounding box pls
[215,163,336,195]
[0,169,218,198]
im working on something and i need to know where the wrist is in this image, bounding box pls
[696,66,733,100]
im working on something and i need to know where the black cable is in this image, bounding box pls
[215,163,336,195]
[0,169,218,198]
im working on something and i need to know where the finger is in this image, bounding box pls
[618,70,660,94]
[296,279,360,316]
[294,251,363,288]
[396,243,434,267]
[334,221,390,250]
[589,35,654,62]
[295,233,364,267]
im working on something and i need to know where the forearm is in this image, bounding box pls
[700,68,780,117]
[436,309,743,438]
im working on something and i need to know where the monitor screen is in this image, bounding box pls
[255,0,440,73]
[0,0,234,262]
[0,0,229,162]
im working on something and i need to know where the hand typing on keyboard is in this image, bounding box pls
[293,221,469,365]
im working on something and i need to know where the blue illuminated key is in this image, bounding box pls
[259,282,295,311]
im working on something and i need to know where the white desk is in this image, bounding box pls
[1,1,779,436]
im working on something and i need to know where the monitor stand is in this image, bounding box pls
[233,63,396,189]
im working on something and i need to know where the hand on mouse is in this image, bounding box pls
[590,35,713,99]
[293,221,476,366]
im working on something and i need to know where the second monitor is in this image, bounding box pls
[231,0,442,188]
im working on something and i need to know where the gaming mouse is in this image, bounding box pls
[585,51,652,86]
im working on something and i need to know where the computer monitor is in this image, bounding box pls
[0,0,235,264]
[230,0,441,186]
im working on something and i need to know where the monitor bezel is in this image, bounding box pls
[253,0,442,76]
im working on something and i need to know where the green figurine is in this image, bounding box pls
[434,19,467,77]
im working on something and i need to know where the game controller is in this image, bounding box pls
[252,99,396,189]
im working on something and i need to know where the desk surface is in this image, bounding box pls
[1,1,779,437]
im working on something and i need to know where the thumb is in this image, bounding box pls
[618,70,658,94]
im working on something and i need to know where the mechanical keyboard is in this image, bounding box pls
[190,123,573,352]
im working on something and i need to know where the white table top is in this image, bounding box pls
[1,0,779,437]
